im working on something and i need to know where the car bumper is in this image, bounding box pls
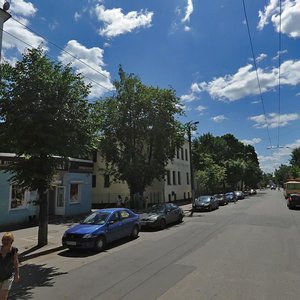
[193,205,210,211]
[140,220,161,228]
[62,237,97,249]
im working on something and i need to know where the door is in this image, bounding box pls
[55,186,65,215]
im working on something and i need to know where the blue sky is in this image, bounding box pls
[1,0,300,174]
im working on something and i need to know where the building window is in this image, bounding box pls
[172,171,176,185]
[178,171,181,185]
[168,194,171,202]
[92,150,98,162]
[92,175,96,188]
[181,148,184,160]
[184,192,186,200]
[70,183,81,203]
[167,171,171,185]
[104,175,110,188]
[10,185,26,209]
[185,149,188,161]
[186,172,190,185]
[177,150,180,159]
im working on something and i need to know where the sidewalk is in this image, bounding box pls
[0,203,193,261]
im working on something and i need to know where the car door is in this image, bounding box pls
[119,209,134,237]
[106,211,122,243]
[166,203,178,223]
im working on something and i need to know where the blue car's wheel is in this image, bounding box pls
[131,225,139,239]
[94,236,106,252]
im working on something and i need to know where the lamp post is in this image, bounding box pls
[187,121,199,211]
[0,2,11,62]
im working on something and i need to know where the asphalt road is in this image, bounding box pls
[10,190,300,300]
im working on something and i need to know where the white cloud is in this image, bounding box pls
[256,53,268,63]
[257,0,278,30]
[258,139,300,173]
[195,105,207,114]
[249,113,300,128]
[9,0,37,17]
[296,92,300,96]
[182,0,194,23]
[186,59,300,102]
[58,40,114,98]
[258,0,300,38]
[95,5,153,38]
[180,93,197,102]
[74,12,81,22]
[272,49,288,60]
[2,1,46,61]
[211,115,227,123]
[3,17,46,56]
[241,138,262,145]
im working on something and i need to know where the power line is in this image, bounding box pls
[242,0,273,148]
[1,28,114,93]
[277,0,282,148]
[10,16,112,82]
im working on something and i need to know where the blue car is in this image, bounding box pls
[62,208,140,251]
[225,192,237,203]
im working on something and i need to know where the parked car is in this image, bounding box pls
[225,192,237,203]
[62,208,140,251]
[234,191,245,200]
[139,203,184,230]
[193,195,219,211]
[287,194,300,209]
[271,185,276,190]
[214,193,228,205]
[249,188,257,195]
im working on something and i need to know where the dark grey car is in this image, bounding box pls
[139,203,184,230]
[214,193,228,205]
[193,195,219,211]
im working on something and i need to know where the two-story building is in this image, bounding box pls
[91,141,191,208]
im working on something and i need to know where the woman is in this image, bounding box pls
[0,232,20,300]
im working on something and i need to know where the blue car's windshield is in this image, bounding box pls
[82,212,110,225]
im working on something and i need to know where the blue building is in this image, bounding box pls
[0,153,93,227]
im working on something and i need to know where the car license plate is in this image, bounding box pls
[66,241,76,246]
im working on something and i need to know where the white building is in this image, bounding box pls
[91,140,191,207]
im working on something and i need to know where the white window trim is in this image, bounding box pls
[56,186,66,208]
[9,184,27,211]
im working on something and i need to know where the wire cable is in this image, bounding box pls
[242,0,273,148]
[277,0,282,148]
[1,29,114,93]
[10,16,112,82]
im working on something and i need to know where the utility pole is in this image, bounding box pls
[0,2,11,62]
[187,121,199,216]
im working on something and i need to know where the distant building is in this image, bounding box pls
[91,140,192,207]
[0,153,93,227]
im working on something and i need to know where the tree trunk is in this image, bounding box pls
[38,189,49,247]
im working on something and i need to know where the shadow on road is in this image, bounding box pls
[58,236,140,258]
[9,263,67,300]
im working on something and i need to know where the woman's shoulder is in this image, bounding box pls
[11,246,18,255]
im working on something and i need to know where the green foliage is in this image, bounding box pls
[192,133,261,193]
[94,66,184,195]
[290,147,300,167]
[0,47,97,191]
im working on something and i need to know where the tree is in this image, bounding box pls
[0,48,97,246]
[94,66,184,201]
[290,147,300,168]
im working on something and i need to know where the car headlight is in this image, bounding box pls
[82,233,97,239]
[149,215,158,221]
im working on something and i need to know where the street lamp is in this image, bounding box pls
[0,2,11,62]
[186,121,199,210]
